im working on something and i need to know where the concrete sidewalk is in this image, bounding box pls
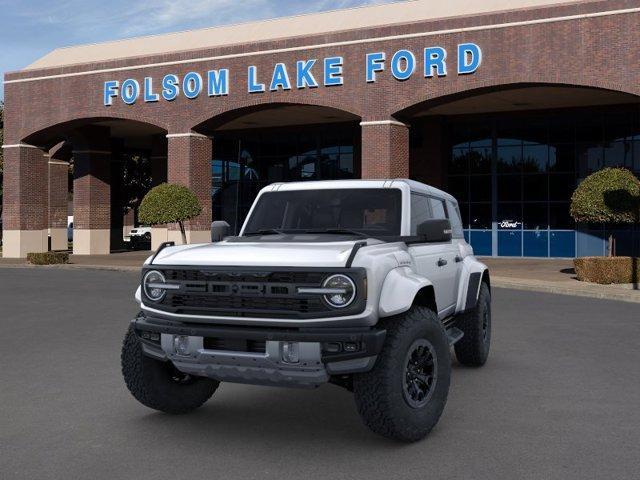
[1,250,639,303]
[0,250,148,272]
[481,257,640,304]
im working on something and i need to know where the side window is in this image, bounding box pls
[410,194,432,234]
[429,197,447,220]
[446,200,464,239]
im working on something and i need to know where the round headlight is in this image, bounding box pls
[143,270,167,302]
[323,274,356,308]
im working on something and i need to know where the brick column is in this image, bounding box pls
[166,133,212,244]
[48,143,70,251]
[71,127,112,255]
[1,143,49,258]
[360,120,410,179]
[150,134,169,250]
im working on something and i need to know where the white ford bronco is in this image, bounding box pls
[122,179,491,442]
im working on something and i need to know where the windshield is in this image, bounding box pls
[243,188,402,237]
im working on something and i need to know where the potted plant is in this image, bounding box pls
[570,168,640,284]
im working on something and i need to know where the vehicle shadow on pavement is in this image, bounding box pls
[126,365,468,449]
[127,383,442,449]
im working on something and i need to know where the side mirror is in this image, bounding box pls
[416,219,452,243]
[211,221,230,242]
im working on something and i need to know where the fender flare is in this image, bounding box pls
[378,267,434,318]
[456,257,490,312]
[135,285,142,304]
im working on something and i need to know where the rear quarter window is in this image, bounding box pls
[446,200,465,239]
[429,198,447,220]
[410,194,432,235]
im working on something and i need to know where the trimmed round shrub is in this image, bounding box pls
[139,183,202,226]
[139,183,203,244]
[570,168,640,224]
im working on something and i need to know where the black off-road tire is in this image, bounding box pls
[121,327,219,414]
[353,306,451,442]
[454,282,491,367]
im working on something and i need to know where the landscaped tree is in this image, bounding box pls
[570,167,640,256]
[139,183,202,244]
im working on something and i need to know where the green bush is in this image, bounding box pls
[570,168,640,224]
[574,256,639,284]
[139,183,202,244]
[570,168,640,256]
[27,252,69,265]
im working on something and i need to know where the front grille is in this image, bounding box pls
[146,267,366,319]
[168,293,327,317]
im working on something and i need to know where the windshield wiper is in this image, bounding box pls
[243,229,287,237]
[303,229,369,238]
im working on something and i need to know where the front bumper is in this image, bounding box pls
[133,314,386,388]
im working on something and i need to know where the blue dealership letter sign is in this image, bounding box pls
[324,57,344,86]
[104,80,119,106]
[248,66,265,93]
[366,52,385,83]
[457,43,482,75]
[208,69,229,96]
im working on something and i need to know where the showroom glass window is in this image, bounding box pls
[446,105,640,258]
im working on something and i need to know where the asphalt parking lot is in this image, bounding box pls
[1,268,639,480]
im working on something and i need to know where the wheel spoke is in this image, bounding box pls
[403,339,438,408]
[408,381,420,398]
[413,372,431,385]
[418,354,433,368]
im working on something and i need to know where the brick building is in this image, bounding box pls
[2,0,640,258]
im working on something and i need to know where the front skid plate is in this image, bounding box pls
[164,336,329,388]
[140,338,377,388]
[174,360,329,389]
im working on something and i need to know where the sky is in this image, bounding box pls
[0,0,401,100]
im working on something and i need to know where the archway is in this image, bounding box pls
[193,103,361,233]
[396,84,640,258]
[18,118,167,255]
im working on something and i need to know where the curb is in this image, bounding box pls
[492,277,640,304]
[0,263,140,272]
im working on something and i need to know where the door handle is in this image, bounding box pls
[437,258,448,267]
[455,255,464,263]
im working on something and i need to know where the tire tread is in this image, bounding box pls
[454,283,491,367]
[354,306,450,442]
[121,327,219,414]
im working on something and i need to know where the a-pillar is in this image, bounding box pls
[150,134,169,250]
[360,120,410,179]
[1,143,49,258]
[48,142,70,251]
[166,132,212,244]
[72,126,112,255]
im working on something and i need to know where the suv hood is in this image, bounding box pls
[150,240,372,268]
